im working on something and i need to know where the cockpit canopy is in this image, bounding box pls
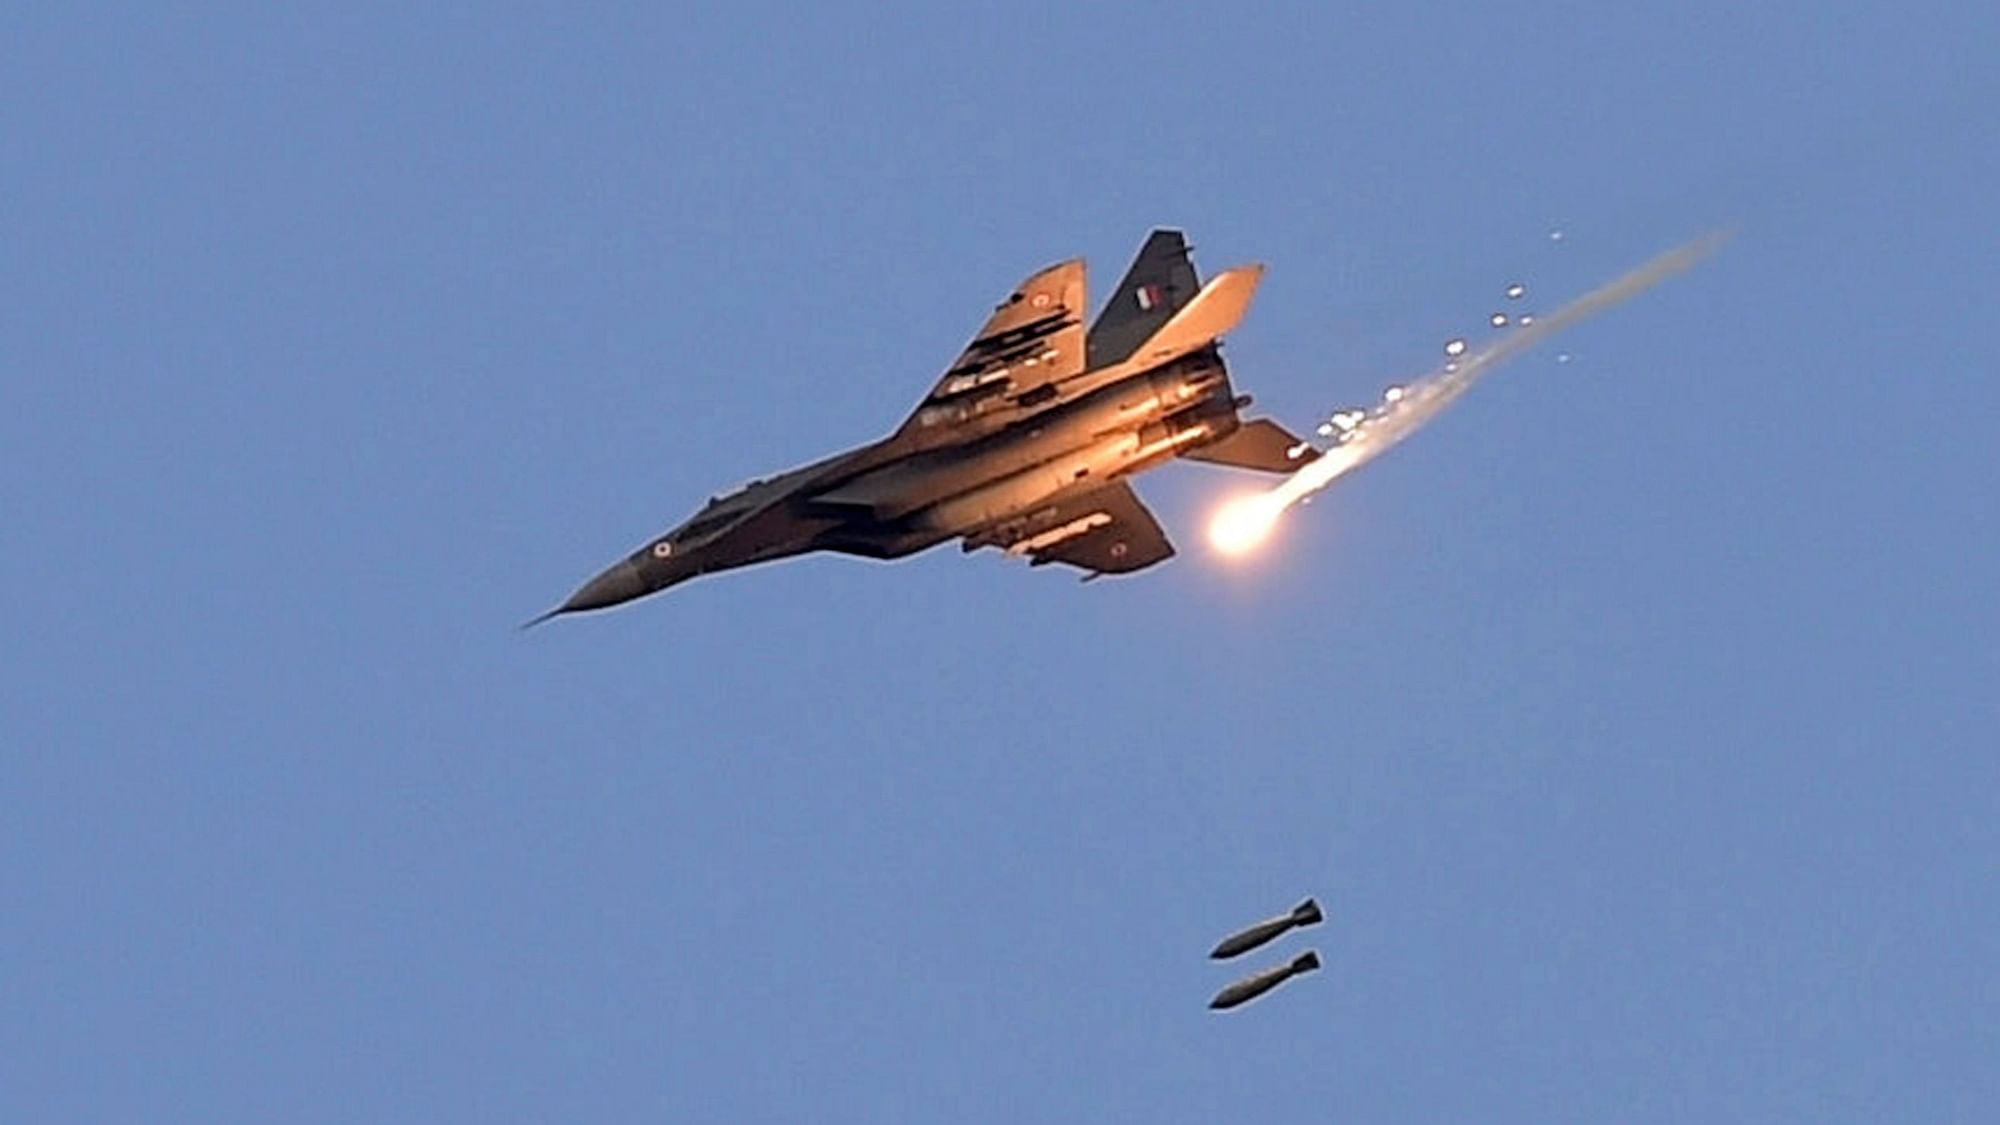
[675,507,740,542]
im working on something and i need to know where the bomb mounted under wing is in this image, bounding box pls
[1210,897,1324,960]
[532,231,1320,622]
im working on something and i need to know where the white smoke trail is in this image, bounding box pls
[1209,232,1730,553]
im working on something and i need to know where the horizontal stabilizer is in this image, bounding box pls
[1182,418,1320,473]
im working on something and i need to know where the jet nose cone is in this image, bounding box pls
[564,558,648,613]
[526,559,650,627]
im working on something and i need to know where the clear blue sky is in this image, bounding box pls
[5,4,1995,1121]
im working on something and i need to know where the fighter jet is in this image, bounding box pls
[534,230,1319,622]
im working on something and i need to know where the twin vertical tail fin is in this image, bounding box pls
[1121,265,1264,371]
[1088,229,1203,366]
[1110,262,1319,476]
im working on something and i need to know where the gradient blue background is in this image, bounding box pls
[6,4,1995,1121]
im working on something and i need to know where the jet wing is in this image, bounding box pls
[968,480,1176,578]
[1088,229,1202,368]
[898,259,1087,441]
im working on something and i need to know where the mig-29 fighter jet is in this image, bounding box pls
[534,230,1318,623]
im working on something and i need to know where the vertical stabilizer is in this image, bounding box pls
[1116,265,1263,372]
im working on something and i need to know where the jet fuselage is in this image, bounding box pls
[557,348,1249,612]
[537,229,1317,621]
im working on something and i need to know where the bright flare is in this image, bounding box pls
[1202,231,1729,559]
[1208,492,1287,556]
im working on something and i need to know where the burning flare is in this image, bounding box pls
[1207,231,1729,556]
[1208,491,1288,555]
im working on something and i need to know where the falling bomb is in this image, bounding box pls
[1209,897,1324,960]
[1208,950,1321,1011]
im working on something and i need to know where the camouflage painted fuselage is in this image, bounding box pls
[539,230,1317,620]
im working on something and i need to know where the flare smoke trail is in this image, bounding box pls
[1210,232,1729,551]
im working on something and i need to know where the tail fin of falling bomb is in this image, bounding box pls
[1183,418,1321,473]
[1292,950,1321,974]
[1209,894,1323,960]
